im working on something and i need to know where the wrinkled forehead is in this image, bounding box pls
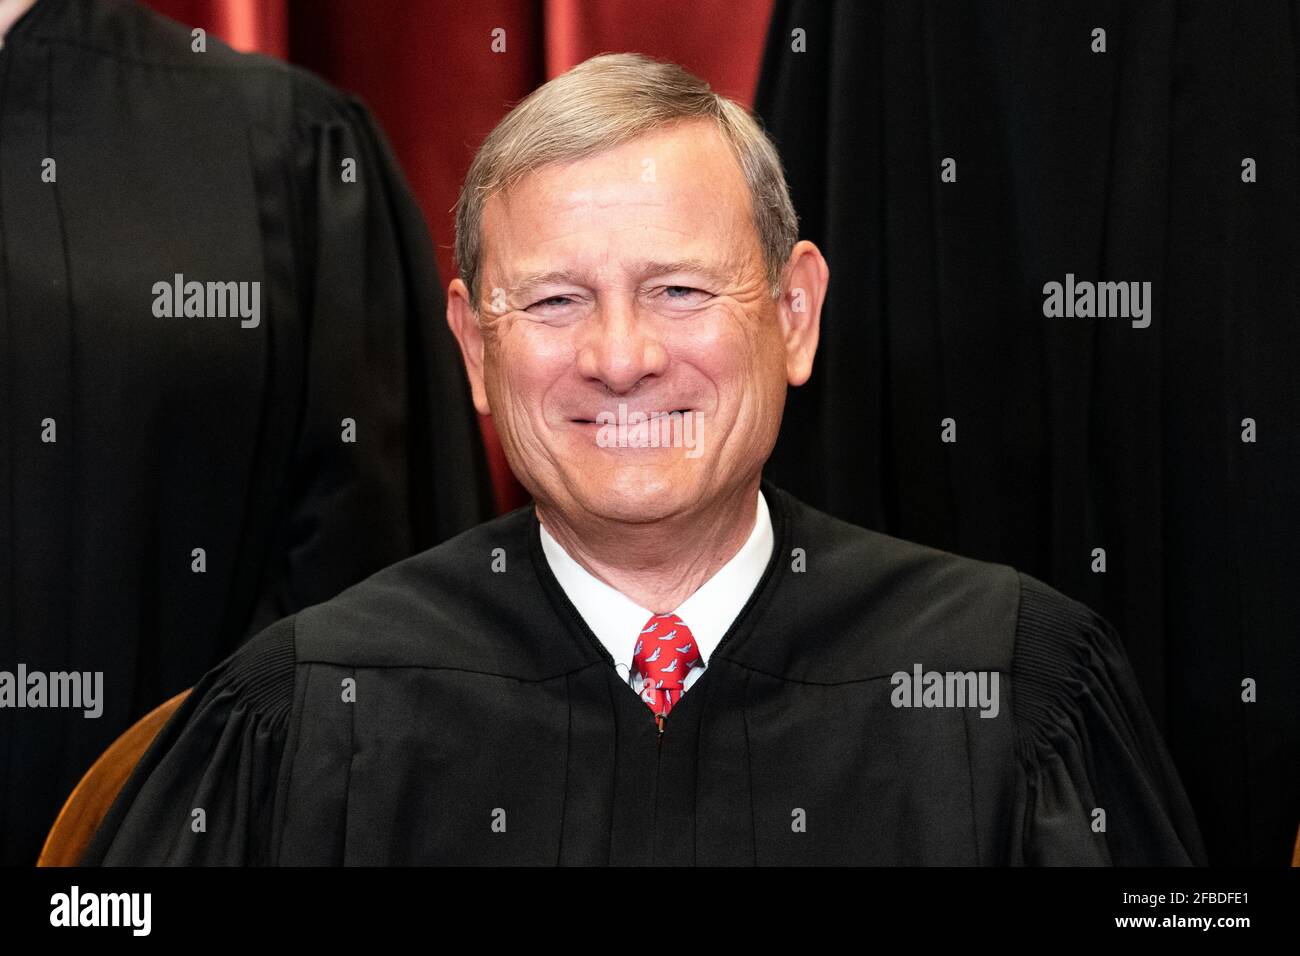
[480,121,760,288]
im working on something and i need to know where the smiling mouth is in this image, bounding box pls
[571,409,694,424]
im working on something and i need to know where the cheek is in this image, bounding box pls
[487,321,572,410]
[677,306,780,397]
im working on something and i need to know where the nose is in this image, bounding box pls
[575,294,669,394]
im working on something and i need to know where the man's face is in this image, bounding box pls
[450,118,822,526]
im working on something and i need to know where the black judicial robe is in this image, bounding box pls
[753,0,1300,866]
[0,0,491,864]
[82,481,1207,865]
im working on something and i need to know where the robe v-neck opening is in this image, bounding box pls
[526,479,793,731]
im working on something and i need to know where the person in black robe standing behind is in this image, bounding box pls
[0,0,491,865]
[82,52,1205,866]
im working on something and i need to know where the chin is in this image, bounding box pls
[571,462,701,523]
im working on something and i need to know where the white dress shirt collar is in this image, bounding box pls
[538,490,774,684]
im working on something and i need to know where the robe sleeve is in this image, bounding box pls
[1008,574,1209,865]
[79,617,298,866]
[243,84,490,638]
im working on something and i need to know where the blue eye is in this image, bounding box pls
[528,296,573,310]
[662,286,709,300]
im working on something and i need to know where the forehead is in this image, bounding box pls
[480,119,759,280]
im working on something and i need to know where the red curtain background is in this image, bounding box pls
[142,0,775,513]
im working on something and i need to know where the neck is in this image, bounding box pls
[537,479,761,613]
[0,0,37,42]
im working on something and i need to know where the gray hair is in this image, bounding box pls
[453,52,799,311]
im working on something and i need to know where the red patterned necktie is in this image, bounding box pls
[632,612,703,728]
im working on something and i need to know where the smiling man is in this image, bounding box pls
[83,53,1206,866]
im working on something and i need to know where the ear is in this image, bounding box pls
[446,277,492,416]
[776,240,829,387]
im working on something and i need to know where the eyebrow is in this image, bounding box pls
[506,257,733,299]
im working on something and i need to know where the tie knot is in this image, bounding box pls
[632,612,703,718]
